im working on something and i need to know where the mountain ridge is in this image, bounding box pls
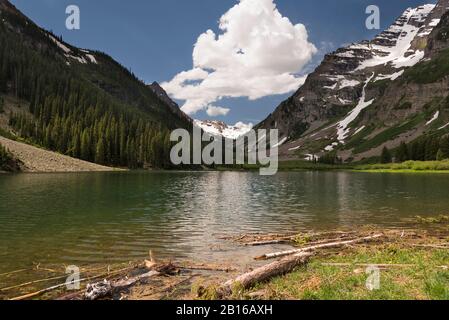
[257,0,449,163]
[0,0,192,169]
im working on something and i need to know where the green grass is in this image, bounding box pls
[355,160,449,173]
[0,143,15,171]
[353,114,428,154]
[0,127,17,140]
[404,48,449,84]
[343,125,375,151]
[247,245,449,300]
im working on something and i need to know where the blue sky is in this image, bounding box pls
[11,0,436,125]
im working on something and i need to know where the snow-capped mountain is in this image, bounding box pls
[257,0,449,162]
[194,120,253,140]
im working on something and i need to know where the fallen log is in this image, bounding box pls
[179,265,237,272]
[215,252,312,298]
[244,239,291,246]
[255,234,383,260]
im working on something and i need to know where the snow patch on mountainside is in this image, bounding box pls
[336,74,375,143]
[375,70,404,81]
[354,5,435,71]
[47,34,97,65]
[194,120,253,140]
[48,35,71,54]
[426,111,440,126]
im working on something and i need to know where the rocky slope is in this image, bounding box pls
[258,0,449,162]
[0,136,119,172]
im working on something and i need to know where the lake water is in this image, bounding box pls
[1,171,449,274]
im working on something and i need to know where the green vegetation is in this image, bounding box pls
[0,144,14,171]
[278,160,348,171]
[0,96,4,113]
[317,151,342,165]
[216,161,352,172]
[395,135,449,162]
[404,48,449,84]
[342,125,375,151]
[367,78,390,95]
[0,8,189,169]
[0,127,16,140]
[380,146,392,164]
[436,12,449,41]
[353,113,428,154]
[247,244,449,300]
[416,215,449,224]
[355,160,449,172]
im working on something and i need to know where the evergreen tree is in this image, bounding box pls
[80,129,91,161]
[381,146,392,163]
[440,136,449,159]
[0,20,184,170]
[436,149,445,161]
[396,142,409,163]
[425,137,439,160]
[95,136,106,164]
[0,97,4,114]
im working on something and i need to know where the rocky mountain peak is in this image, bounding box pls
[257,1,449,162]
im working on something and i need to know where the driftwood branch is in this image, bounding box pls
[84,261,177,300]
[255,234,383,260]
[216,252,312,298]
[0,269,28,277]
[244,239,291,246]
[9,266,136,301]
[85,270,160,300]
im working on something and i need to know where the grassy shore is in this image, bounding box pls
[354,160,449,173]
[245,242,449,300]
[217,160,449,174]
[2,224,448,300]
[200,224,449,301]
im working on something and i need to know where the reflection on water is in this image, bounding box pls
[0,171,448,272]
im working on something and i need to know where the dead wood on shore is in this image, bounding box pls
[255,234,384,260]
[213,252,313,298]
[5,227,449,301]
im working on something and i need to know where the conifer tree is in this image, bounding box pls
[381,146,392,164]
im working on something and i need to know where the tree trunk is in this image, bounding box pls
[255,234,383,260]
[216,252,312,298]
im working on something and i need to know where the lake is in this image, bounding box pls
[1,171,448,274]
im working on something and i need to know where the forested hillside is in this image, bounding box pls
[0,0,191,169]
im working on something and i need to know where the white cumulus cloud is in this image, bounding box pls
[206,105,231,117]
[161,0,317,116]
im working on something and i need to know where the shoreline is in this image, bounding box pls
[1,223,448,300]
